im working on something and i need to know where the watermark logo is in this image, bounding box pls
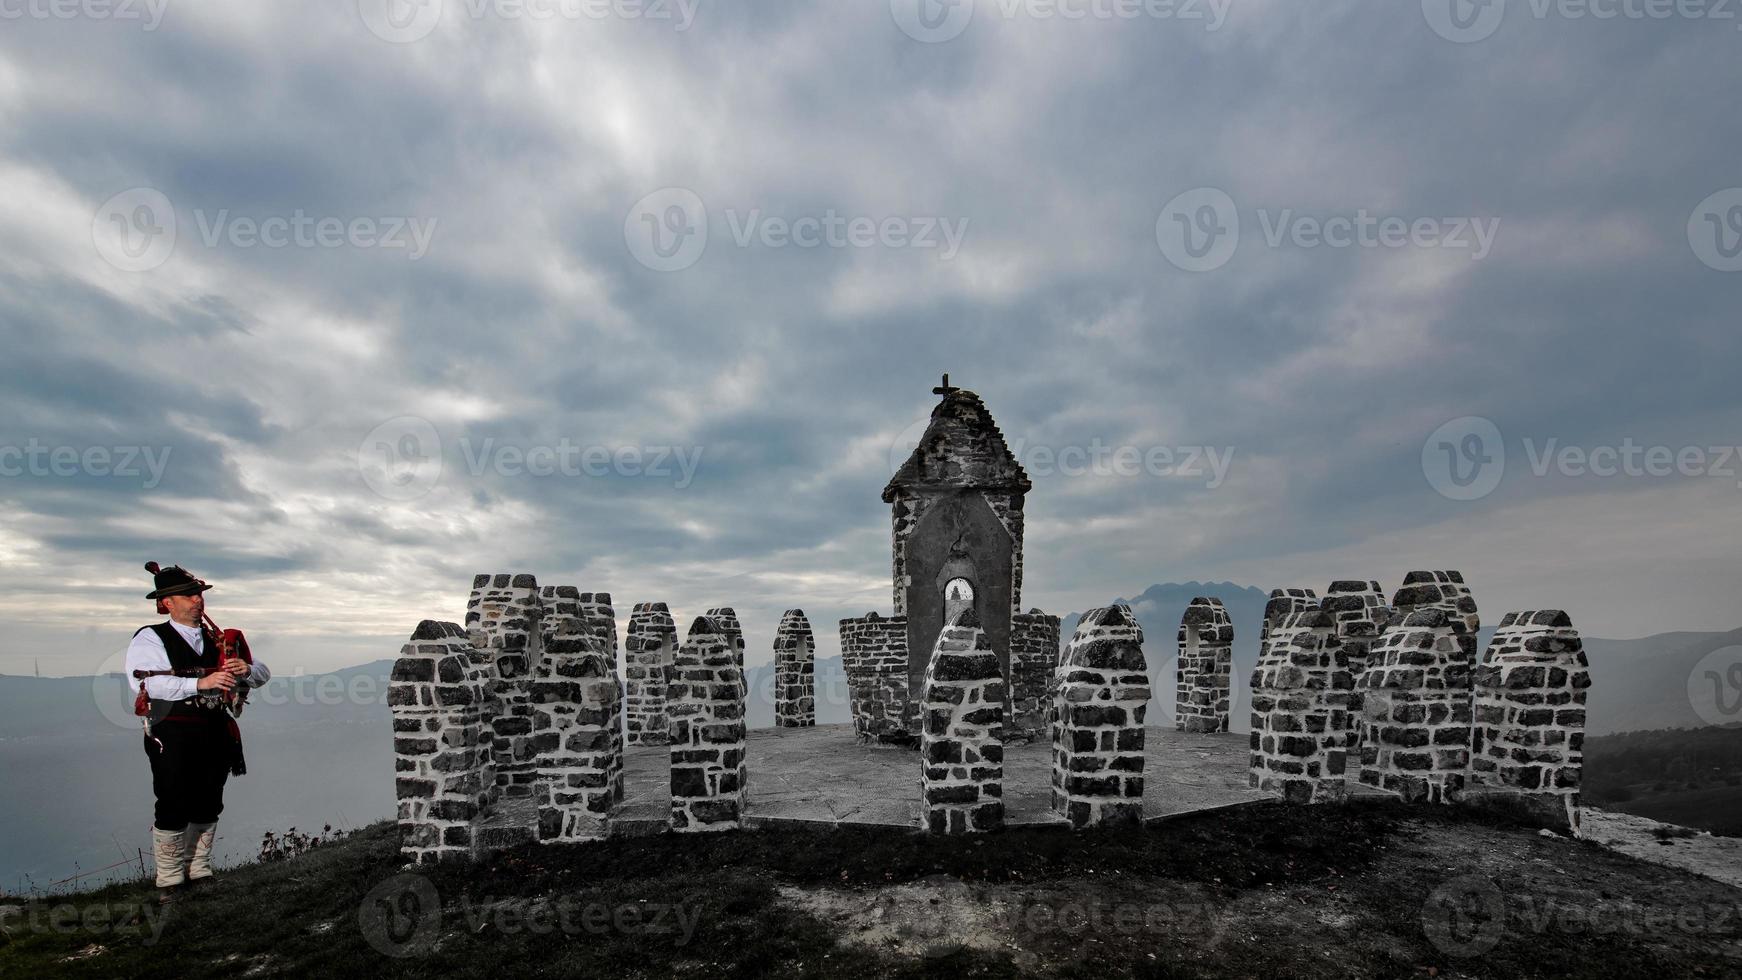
[190,209,438,259]
[359,873,443,957]
[0,439,172,488]
[1422,0,1507,43]
[360,0,699,40]
[1423,416,1505,501]
[1689,645,1742,727]
[1425,421,1742,500]
[1157,187,1239,272]
[625,188,969,270]
[91,648,140,732]
[1426,0,1742,42]
[92,187,176,273]
[93,188,438,268]
[1422,876,1507,956]
[888,417,1234,487]
[1159,192,1501,272]
[0,0,169,29]
[1689,188,1742,272]
[892,0,1230,42]
[626,187,709,272]
[890,0,975,42]
[357,875,700,958]
[0,898,172,946]
[359,0,444,42]
[360,416,445,502]
[358,417,707,500]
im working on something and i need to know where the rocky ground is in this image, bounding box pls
[2,800,1740,978]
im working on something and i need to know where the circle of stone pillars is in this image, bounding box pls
[919,608,1006,834]
[668,615,748,832]
[1468,610,1591,833]
[1248,610,1354,804]
[1358,607,1478,804]
[773,609,817,727]
[1051,604,1150,829]
[530,626,624,843]
[625,603,677,747]
[1176,597,1233,734]
[390,621,493,864]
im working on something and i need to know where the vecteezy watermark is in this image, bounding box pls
[1421,877,1507,956]
[93,188,177,273]
[190,210,438,260]
[90,652,408,732]
[623,188,969,271]
[358,0,700,43]
[1689,189,1742,272]
[888,417,1234,488]
[1689,645,1742,727]
[0,0,168,29]
[1422,417,1506,502]
[1157,189,1500,272]
[358,873,701,958]
[1423,0,1742,43]
[862,889,1229,959]
[0,440,171,489]
[1423,417,1742,500]
[0,899,172,946]
[890,0,1231,43]
[1423,875,1742,957]
[93,188,438,271]
[359,416,706,501]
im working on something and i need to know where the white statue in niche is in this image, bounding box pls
[944,577,975,623]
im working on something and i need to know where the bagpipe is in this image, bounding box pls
[130,612,254,719]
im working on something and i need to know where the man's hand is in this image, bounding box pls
[198,671,237,692]
[222,659,249,677]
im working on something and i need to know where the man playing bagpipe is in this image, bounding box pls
[124,562,270,902]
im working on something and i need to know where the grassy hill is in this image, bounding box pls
[3,800,1740,979]
[1584,725,1742,835]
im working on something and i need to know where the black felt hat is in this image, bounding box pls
[144,562,212,600]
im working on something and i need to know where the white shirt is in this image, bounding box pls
[124,619,272,701]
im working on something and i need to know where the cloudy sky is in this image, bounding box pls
[0,0,1738,678]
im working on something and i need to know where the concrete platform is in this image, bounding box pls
[615,724,1270,834]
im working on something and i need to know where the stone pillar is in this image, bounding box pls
[667,616,747,832]
[773,609,816,727]
[390,621,489,864]
[540,587,618,667]
[705,606,747,696]
[1262,588,1319,647]
[531,627,624,843]
[1051,605,1150,829]
[839,612,914,742]
[1248,610,1354,804]
[1319,580,1391,763]
[1176,597,1234,734]
[1009,610,1062,741]
[1469,610,1591,832]
[919,609,1005,834]
[1358,608,1477,804]
[624,603,677,746]
[466,574,545,808]
[1391,570,1478,634]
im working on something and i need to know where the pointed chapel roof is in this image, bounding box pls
[882,376,1031,503]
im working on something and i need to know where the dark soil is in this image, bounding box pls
[2,800,1739,979]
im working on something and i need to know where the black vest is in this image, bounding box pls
[135,621,223,721]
